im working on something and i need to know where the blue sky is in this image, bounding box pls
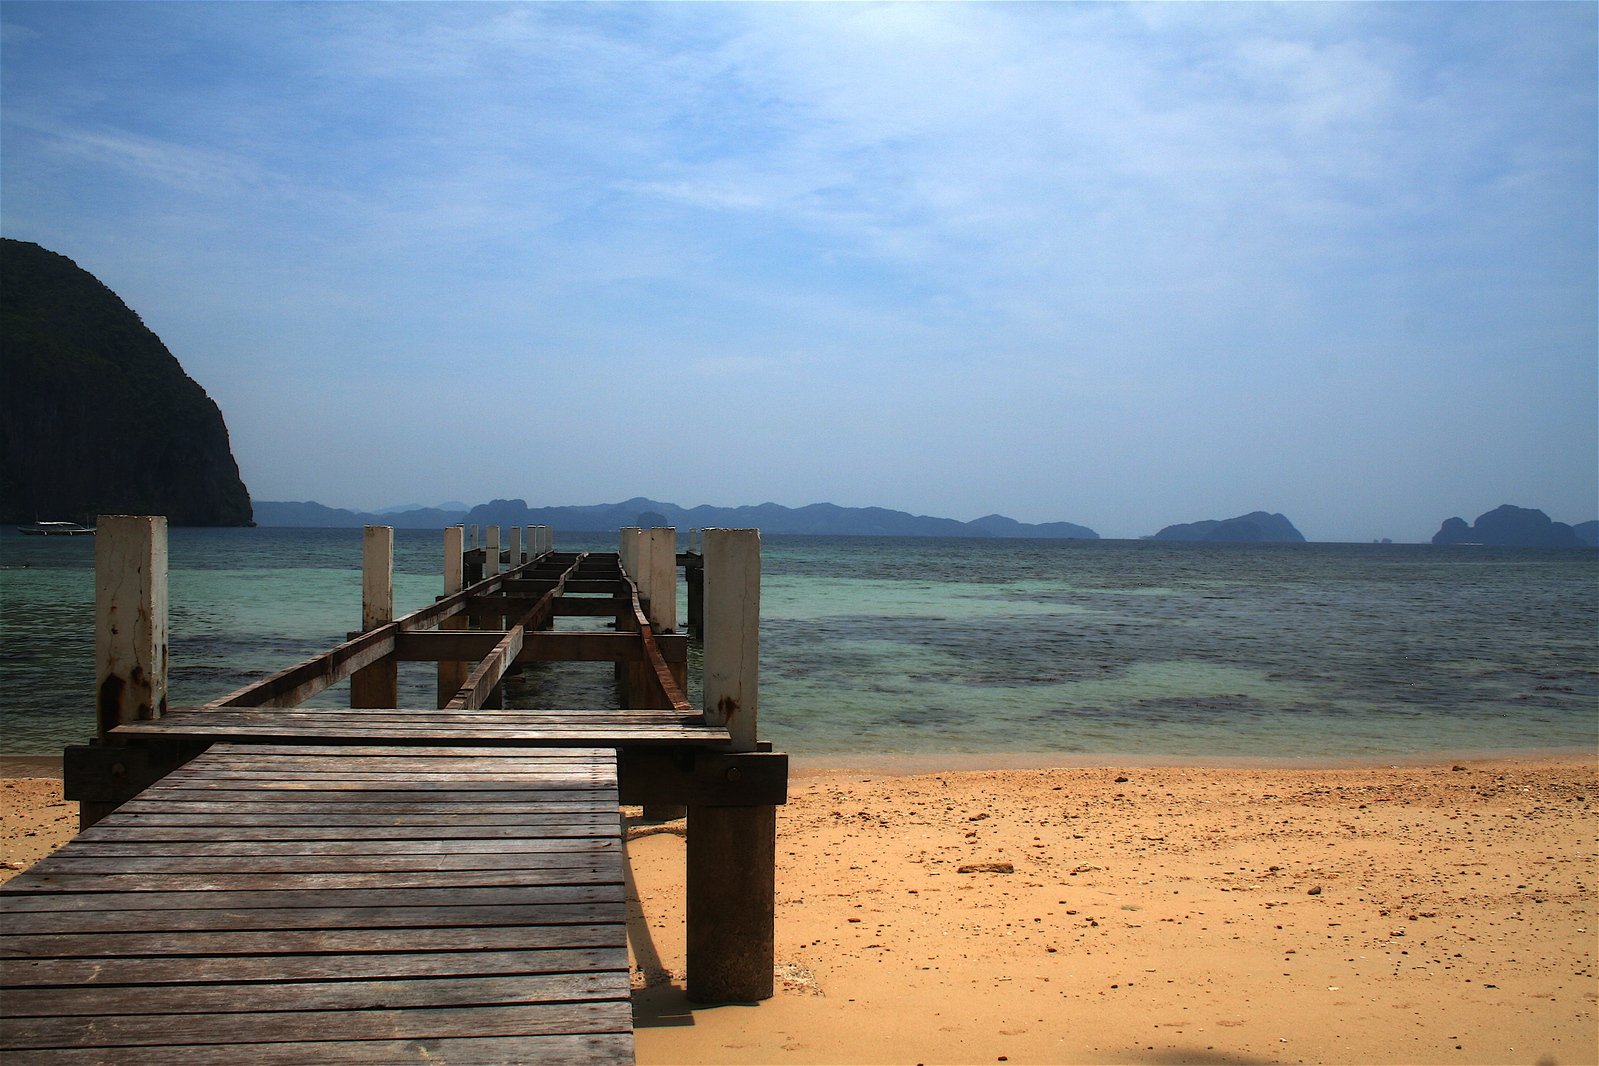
[3,2,1594,541]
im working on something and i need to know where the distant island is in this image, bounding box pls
[0,239,252,526]
[1432,505,1595,548]
[1149,511,1305,543]
[254,497,1100,540]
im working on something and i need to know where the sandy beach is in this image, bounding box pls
[4,754,1595,1065]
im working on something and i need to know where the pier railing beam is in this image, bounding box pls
[687,527,773,1002]
[350,525,398,707]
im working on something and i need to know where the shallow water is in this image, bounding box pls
[1,529,1594,758]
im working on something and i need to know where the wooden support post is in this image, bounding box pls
[687,527,771,1002]
[619,526,640,581]
[614,531,633,699]
[687,804,776,1002]
[350,526,398,708]
[702,528,760,751]
[686,559,704,640]
[482,525,505,703]
[507,526,522,568]
[645,528,678,633]
[469,524,479,549]
[85,515,169,828]
[94,515,169,738]
[438,526,468,707]
[642,531,687,821]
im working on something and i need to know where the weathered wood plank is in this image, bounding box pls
[109,800,611,815]
[0,922,624,959]
[9,972,628,1023]
[0,899,626,934]
[0,1032,634,1066]
[84,788,614,804]
[113,718,732,745]
[153,767,618,783]
[5,839,614,859]
[1,947,628,987]
[65,819,610,836]
[0,1000,632,1050]
[6,869,626,892]
[1,884,621,914]
[26,839,621,869]
[49,825,617,844]
[203,743,614,760]
[3,972,630,1018]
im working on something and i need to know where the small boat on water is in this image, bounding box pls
[17,521,96,536]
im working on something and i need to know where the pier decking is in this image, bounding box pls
[0,519,784,1063]
[2,745,633,1064]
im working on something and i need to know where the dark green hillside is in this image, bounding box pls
[1,239,252,525]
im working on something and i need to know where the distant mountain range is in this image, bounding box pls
[252,497,1100,539]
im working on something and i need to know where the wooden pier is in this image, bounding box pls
[1,517,786,1064]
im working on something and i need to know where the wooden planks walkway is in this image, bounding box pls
[1,744,634,1064]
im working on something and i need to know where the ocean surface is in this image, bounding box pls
[1,528,1594,760]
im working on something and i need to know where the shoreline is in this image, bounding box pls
[5,745,1592,782]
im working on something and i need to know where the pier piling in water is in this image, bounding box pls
[350,525,398,708]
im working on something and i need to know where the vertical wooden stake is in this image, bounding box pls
[619,527,639,582]
[642,527,687,821]
[86,514,168,828]
[687,805,776,1002]
[687,527,772,1002]
[438,525,467,707]
[615,527,638,700]
[507,526,522,569]
[350,525,397,708]
[469,524,479,549]
[95,515,168,738]
[702,528,759,751]
[686,559,704,641]
[485,526,501,578]
[644,527,677,632]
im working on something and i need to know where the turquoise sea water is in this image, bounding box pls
[1,528,1595,759]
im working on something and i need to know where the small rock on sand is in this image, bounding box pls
[958,862,1015,874]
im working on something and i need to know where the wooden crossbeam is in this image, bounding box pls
[441,554,589,711]
[398,631,688,664]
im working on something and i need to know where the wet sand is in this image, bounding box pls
[4,754,1594,1064]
